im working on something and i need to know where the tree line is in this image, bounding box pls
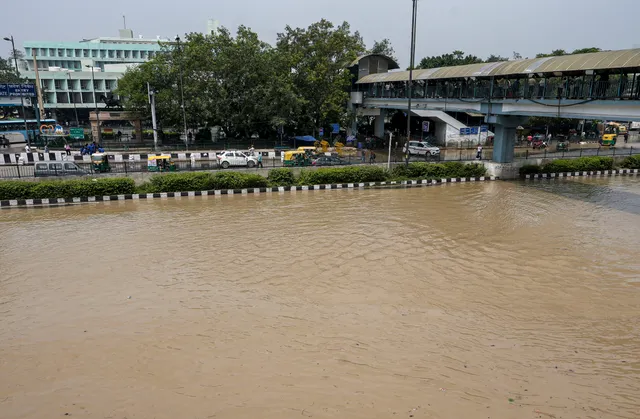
[116,20,397,139]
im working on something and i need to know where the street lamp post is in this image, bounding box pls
[3,35,31,146]
[85,65,100,143]
[175,35,189,151]
[67,72,79,127]
[405,0,418,165]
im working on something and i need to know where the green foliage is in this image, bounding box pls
[0,56,25,83]
[369,39,398,63]
[144,172,267,193]
[391,162,487,180]
[297,166,389,185]
[0,178,135,200]
[519,165,542,177]
[536,47,601,58]
[419,50,483,69]
[267,168,296,187]
[521,157,615,175]
[620,155,640,169]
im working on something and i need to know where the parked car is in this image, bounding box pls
[216,151,257,169]
[312,156,350,166]
[404,141,440,157]
[34,161,87,177]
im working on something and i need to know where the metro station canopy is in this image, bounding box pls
[356,48,640,84]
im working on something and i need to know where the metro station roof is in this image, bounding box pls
[356,48,640,84]
[350,54,400,70]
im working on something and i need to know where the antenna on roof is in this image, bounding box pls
[123,15,127,29]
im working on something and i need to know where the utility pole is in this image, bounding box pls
[148,82,159,152]
[31,49,45,120]
[405,0,418,165]
[3,35,30,146]
[175,35,189,151]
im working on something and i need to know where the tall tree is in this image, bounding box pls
[418,50,483,69]
[276,19,366,135]
[369,38,398,63]
[486,54,509,63]
[571,47,601,55]
[0,56,24,83]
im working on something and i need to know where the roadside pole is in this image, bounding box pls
[147,82,159,152]
[388,132,394,169]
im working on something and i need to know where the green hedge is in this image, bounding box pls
[297,166,389,185]
[267,168,296,187]
[144,172,268,193]
[519,157,615,177]
[391,162,487,180]
[0,178,135,200]
[620,155,640,169]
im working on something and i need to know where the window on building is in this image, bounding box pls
[25,48,32,56]
[140,51,146,59]
[132,50,139,59]
[100,50,106,58]
[148,51,154,59]
[66,49,72,57]
[124,50,130,58]
[81,79,91,90]
[108,50,114,58]
[54,80,65,90]
[92,50,98,58]
[116,50,122,58]
[83,49,89,57]
[75,49,81,57]
[57,49,64,57]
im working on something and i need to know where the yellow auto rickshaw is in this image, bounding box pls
[283,150,311,167]
[91,153,111,173]
[148,155,177,172]
[297,146,318,158]
[600,123,619,147]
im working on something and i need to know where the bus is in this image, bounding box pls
[0,119,57,149]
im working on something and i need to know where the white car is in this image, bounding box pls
[405,141,441,157]
[217,151,258,169]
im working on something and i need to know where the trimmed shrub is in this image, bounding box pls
[541,157,614,173]
[211,172,267,190]
[391,162,486,180]
[519,165,542,177]
[147,172,215,193]
[620,155,640,169]
[267,168,296,187]
[0,178,135,200]
[297,166,389,185]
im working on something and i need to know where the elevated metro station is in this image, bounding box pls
[349,49,640,163]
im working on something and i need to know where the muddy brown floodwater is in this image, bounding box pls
[1,178,639,419]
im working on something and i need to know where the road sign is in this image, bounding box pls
[470,126,479,135]
[459,127,471,136]
[480,125,489,133]
[0,83,36,97]
[70,128,84,140]
[331,123,340,134]
[422,121,430,132]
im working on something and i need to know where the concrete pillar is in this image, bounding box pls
[133,119,143,143]
[492,125,516,163]
[374,110,385,138]
[489,115,528,163]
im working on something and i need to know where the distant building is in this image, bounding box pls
[17,29,168,122]
[207,19,220,36]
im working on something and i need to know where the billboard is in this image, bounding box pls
[0,84,36,97]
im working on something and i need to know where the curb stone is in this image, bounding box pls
[524,169,639,180]
[0,176,498,209]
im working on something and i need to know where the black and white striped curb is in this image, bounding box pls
[525,169,639,179]
[0,177,497,208]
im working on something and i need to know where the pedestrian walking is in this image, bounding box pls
[25,144,31,153]
[547,133,552,144]
[257,152,263,168]
[44,144,49,153]
[361,149,366,163]
[64,143,71,155]
[476,145,483,160]
[369,150,376,164]
[624,132,629,144]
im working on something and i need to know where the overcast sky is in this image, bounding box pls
[3,0,639,66]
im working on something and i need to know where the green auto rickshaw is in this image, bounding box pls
[283,150,311,167]
[91,153,111,173]
[556,141,570,152]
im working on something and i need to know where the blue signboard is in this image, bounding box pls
[330,123,340,134]
[470,126,479,135]
[480,125,489,133]
[459,127,471,136]
[0,83,36,97]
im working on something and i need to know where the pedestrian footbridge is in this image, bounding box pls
[349,49,640,162]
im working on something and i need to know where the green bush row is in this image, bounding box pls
[0,178,135,200]
[0,163,489,200]
[391,162,486,180]
[519,157,616,177]
[620,155,640,169]
[143,172,268,193]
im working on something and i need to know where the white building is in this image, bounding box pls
[18,29,168,119]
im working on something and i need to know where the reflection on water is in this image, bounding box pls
[1,178,639,419]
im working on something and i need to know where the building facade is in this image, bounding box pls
[18,29,166,122]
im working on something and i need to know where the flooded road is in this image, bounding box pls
[1,178,639,419]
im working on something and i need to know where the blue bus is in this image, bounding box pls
[0,119,58,148]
